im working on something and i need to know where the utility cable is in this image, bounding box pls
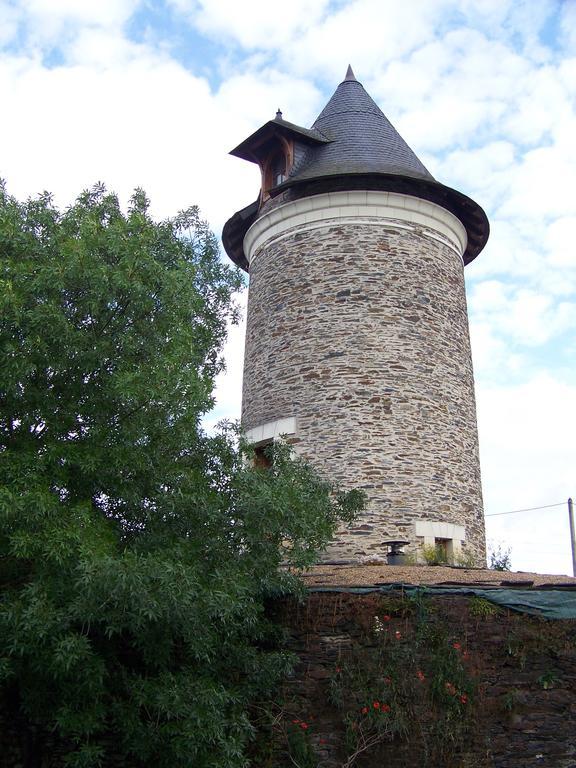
[485,502,566,518]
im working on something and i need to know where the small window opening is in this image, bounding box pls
[434,538,449,562]
[434,539,449,559]
[254,442,273,469]
[271,152,286,187]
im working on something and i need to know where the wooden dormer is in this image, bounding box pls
[229,111,331,205]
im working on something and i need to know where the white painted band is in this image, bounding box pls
[244,417,297,445]
[244,191,468,264]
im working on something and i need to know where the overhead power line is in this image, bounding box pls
[485,502,566,518]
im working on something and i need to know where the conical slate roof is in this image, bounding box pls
[288,72,434,184]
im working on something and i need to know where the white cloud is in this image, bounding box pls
[478,374,576,575]
[501,66,571,145]
[466,220,541,281]
[545,217,576,268]
[560,0,576,52]
[285,0,453,82]
[508,291,575,346]
[0,1,21,45]
[204,291,247,433]
[455,0,512,30]
[216,70,323,136]
[371,27,531,154]
[469,280,576,348]
[0,0,141,51]
[21,0,139,27]
[63,27,146,67]
[469,321,525,381]
[499,142,576,220]
[558,56,576,90]
[0,49,210,216]
[470,280,509,313]
[0,44,327,239]
[170,0,331,50]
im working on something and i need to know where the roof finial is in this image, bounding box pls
[275,108,283,120]
[344,64,357,82]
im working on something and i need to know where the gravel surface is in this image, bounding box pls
[298,564,576,588]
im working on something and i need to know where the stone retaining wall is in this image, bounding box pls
[261,591,576,767]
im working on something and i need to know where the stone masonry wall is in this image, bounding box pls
[242,215,485,564]
[262,591,576,768]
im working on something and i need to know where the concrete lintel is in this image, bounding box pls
[244,417,297,446]
[414,520,466,542]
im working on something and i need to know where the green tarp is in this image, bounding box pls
[309,584,576,620]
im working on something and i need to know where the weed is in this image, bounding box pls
[537,671,559,690]
[504,632,526,669]
[421,544,449,566]
[488,544,512,571]
[286,720,318,768]
[454,551,478,568]
[376,594,415,618]
[502,687,520,712]
[468,597,499,619]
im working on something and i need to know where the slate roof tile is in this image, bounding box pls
[288,77,433,183]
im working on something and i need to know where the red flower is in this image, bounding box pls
[381,704,391,713]
[383,677,392,685]
[292,719,300,725]
[395,630,402,639]
[373,701,380,709]
[336,666,342,673]
[460,694,468,704]
[300,722,308,730]
[319,738,327,745]
[383,615,391,621]
[445,682,457,696]
[361,706,368,715]
[453,642,461,651]
[416,670,425,681]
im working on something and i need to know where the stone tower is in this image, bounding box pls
[223,67,489,565]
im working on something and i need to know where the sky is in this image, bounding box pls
[0,0,575,575]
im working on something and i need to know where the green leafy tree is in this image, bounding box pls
[0,184,363,768]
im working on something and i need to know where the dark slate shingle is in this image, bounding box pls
[288,78,434,183]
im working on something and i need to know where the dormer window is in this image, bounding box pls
[271,152,287,187]
[228,111,330,221]
[261,145,291,201]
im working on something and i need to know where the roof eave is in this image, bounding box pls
[223,173,489,271]
[222,198,259,271]
[272,172,489,264]
[230,120,331,163]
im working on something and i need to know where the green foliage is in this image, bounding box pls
[0,183,363,767]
